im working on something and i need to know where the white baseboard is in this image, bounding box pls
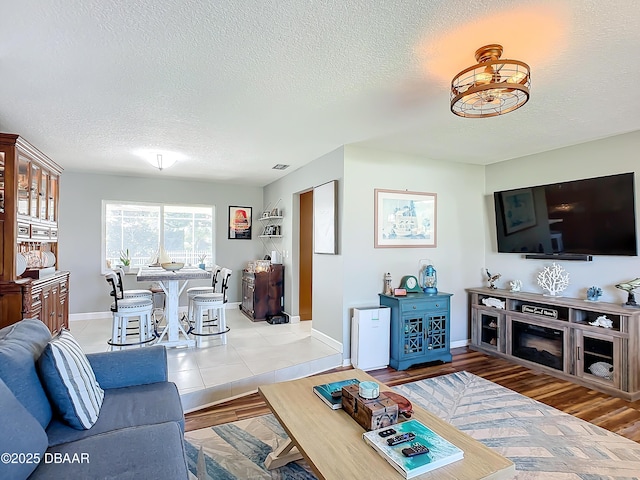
[342,358,352,367]
[311,328,343,353]
[451,339,470,348]
[69,311,110,322]
[70,302,240,323]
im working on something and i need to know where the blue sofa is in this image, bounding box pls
[0,319,189,479]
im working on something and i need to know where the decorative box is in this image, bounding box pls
[341,384,398,431]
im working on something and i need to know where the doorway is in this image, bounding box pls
[299,190,313,320]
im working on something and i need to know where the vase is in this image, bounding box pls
[198,263,206,270]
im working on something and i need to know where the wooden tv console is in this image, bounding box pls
[467,287,640,401]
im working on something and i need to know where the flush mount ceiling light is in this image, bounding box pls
[153,154,171,171]
[451,44,530,118]
[145,153,177,171]
[134,149,184,171]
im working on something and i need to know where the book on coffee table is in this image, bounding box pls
[362,419,464,478]
[312,378,360,409]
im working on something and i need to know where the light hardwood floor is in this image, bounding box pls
[184,347,640,443]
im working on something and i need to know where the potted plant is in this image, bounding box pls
[197,253,207,270]
[120,248,131,273]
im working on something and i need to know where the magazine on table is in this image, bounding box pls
[312,378,360,409]
[362,419,464,478]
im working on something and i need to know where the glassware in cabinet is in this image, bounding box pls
[48,175,58,222]
[40,170,49,220]
[18,157,30,216]
[30,163,40,218]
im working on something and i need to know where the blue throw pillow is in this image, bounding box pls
[37,330,104,430]
[0,319,54,428]
[0,378,48,479]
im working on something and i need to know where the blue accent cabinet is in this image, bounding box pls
[379,292,453,371]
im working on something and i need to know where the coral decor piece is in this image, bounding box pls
[586,286,603,302]
[509,280,523,292]
[537,263,569,296]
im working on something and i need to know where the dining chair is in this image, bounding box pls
[190,268,232,347]
[114,267,153,300]
[105,271,155,350]
[186,265,222,324]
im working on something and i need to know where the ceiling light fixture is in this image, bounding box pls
[146,153,177,171]
[450,44,530,118]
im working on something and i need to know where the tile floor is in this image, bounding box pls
[71,308,343,412]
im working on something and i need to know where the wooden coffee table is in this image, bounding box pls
[258,370,515,480]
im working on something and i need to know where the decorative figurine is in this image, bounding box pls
[586,286,603,302]
[615,277,640,308]
[589,315,613,329]
[509,280,522,292]
[537,262,569,296]
[384,272,393,295]
[481,297,505,309]
[485,269,501,289]
[588,361,614,380]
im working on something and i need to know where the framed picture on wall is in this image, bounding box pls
[228,206,252,239]
[313,180,338,254]
[374,189,437,248]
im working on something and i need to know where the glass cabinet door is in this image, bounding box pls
[40,170,49,220]
[18,157,30,216]
[575,330,621,388]
[401,314,425,357]
[48,175,58,222]
[30,164,40,218]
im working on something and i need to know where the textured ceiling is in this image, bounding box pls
[1,1,639,186]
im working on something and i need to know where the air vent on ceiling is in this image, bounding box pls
[272,164,290,170]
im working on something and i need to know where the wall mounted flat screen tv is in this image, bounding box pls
[494,172,637,256]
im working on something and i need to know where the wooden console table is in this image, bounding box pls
[468,287,640,401]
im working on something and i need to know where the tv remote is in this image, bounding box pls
[386,432,415,446]
[401,443,430,457]
[378,428,396,438]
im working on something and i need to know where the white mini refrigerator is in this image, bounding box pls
[351,306,391,371]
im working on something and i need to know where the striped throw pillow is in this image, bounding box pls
[37,329,104,430]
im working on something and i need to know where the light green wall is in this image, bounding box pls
[342,146,486,354]
[484,130,640,303]
[261,145,486,356]
[58,130,640,359]
[59,172,263,314]
[263,147,344,342]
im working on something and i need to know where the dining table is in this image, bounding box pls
[137,266,211,348]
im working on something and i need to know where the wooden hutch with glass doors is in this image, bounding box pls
[0,133,69,332]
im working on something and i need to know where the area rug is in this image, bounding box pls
[394,371,640,479]
[184,413,316,479]
[184,371,640,479]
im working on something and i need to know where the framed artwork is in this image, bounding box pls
[374,189,437,248]
[313,180,337,254]
[228,206,252,239]
[500,188,536,234]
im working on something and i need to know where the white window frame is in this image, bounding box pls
[101,200,215,273]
